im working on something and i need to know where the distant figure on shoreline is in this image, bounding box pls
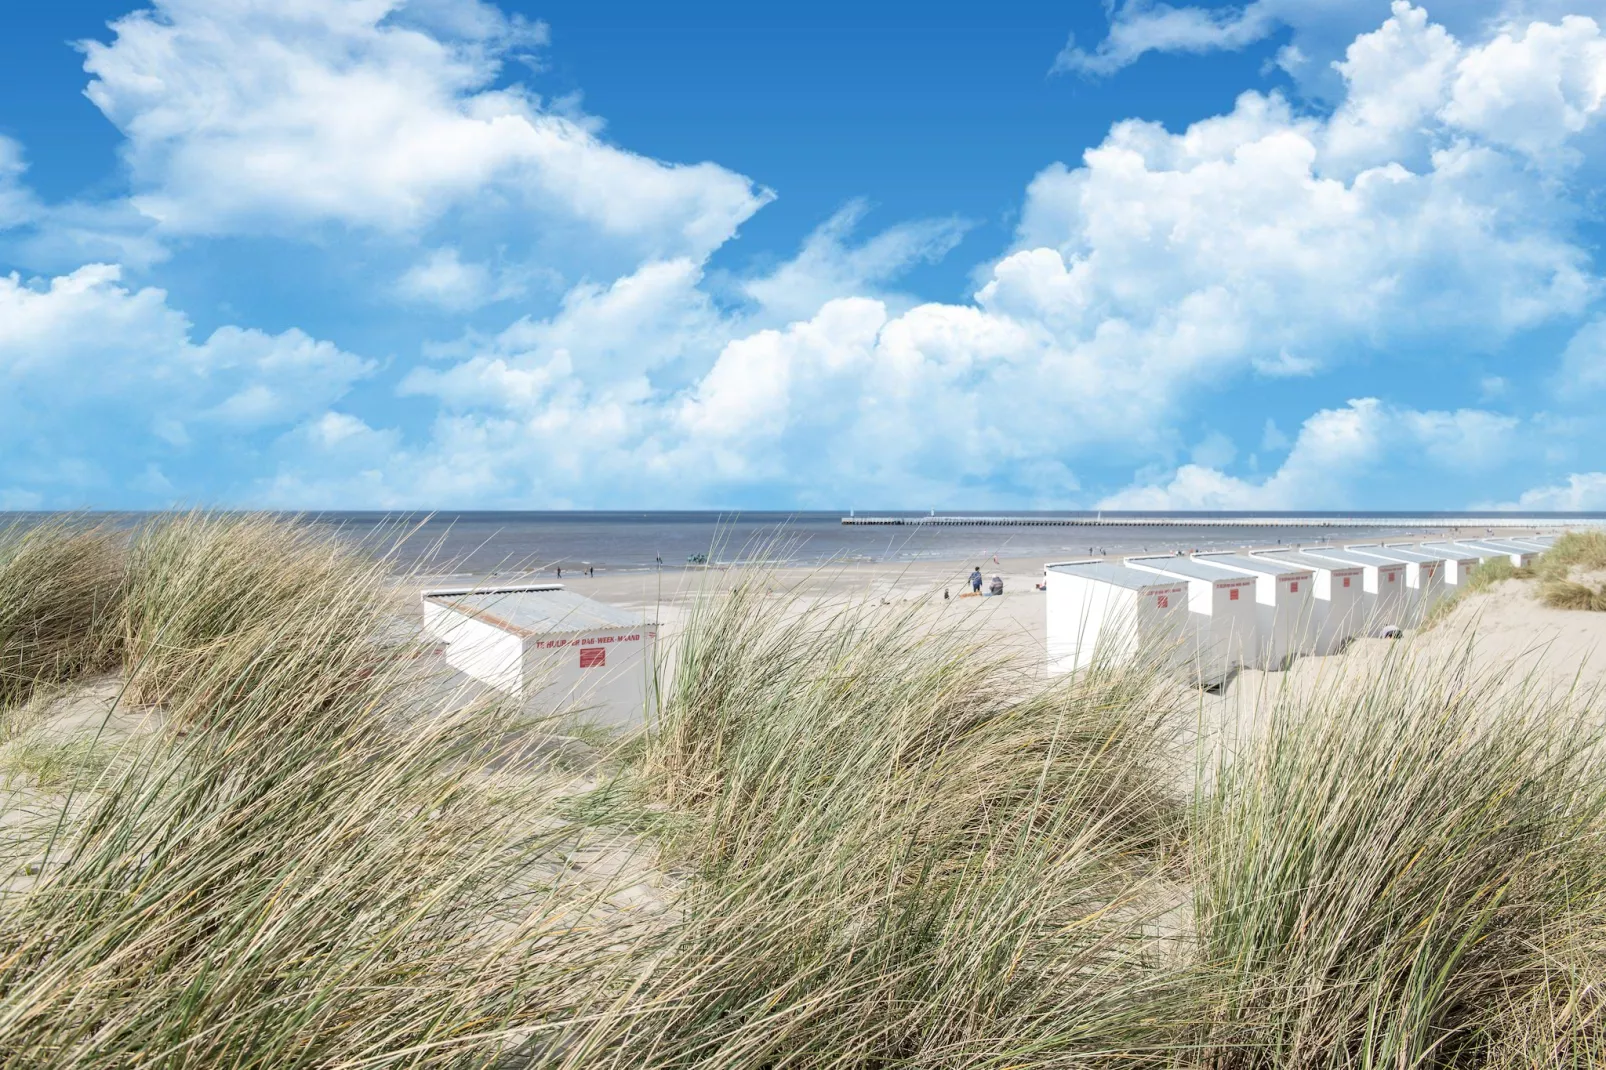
[969,567,983,594]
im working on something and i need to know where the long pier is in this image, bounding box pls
[841,515,1590,528]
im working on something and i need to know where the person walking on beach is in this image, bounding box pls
[970,567,983,594]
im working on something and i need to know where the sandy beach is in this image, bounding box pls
[6,516,1606,1066]
[419,528,1592,697]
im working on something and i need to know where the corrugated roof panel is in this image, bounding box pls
[1304,548,1403,569]
[1046,561,1181,591]
[1457,540,1535,557]
[1419,543,1483,561]
[426,587,648,636]
[1127,556,1250,582]
[1353,544,1440,563]
[1196,553,1311,578]
[1255,550,1364,573]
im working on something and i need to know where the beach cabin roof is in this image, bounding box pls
[1352,544,1440,563]
[1045,561,1175,591]
[1195,553,1310,579]
[1479,538,1548,553]
[1126,555,1248,582]
[1418,542,1481,561]
[1455,540,1532,557]
[1254,550,1363,573]
[422,585,648,637]
[1303,547,1399,569]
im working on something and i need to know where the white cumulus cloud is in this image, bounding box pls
[259,4,1606,508]
[79,0,772,261]
[1054,0,1282,77]
[0,137,38,231]
[0,263,372,504]
[1099,398,1522,509]
[1506,471,1606,509]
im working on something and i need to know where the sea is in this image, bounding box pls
[282,511,1580,580]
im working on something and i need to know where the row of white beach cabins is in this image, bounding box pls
[1045,535,1555,687]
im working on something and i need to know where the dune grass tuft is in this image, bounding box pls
[0,520,124,711]
[1540,578,1606,612]
[574,577,1192,1066]
[5,515,1606,1066]
[1195,647,1606,1068]
[1535,532,1606,612]
[1540,531,1606,575]
[118,512,403,713]
[0,513,639,1068]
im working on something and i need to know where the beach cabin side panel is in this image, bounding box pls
[523,627,659,728]
[427,605,525,696]
[1047,573,1108,673]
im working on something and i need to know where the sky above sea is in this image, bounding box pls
[3,0,1606,512]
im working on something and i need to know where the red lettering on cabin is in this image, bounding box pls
[534,632,646,650]
[579,647,605,668]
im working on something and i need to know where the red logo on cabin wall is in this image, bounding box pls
[1289,581,1299,593]
[1157,594,1169,608]
[579,647,606,669]
[1229,589,1239,600]
[1388,573,1397,582]
[1343,576,1351,587]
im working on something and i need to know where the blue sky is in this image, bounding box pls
[3,0,1606,510]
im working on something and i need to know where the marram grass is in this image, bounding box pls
[0,515,641,1068]
[0,519,123,710]
[1535,530,1606,611]
[1194,646,1606,1068]
[1,515,1605,1068]
[585,578,1194,1066]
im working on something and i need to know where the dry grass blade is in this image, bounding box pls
[569,571,1191,1066]
[0,513,642,1068]
[1531,533,1606,612]
[119,512,401,712]
[10,513,1606,1066]
[1194,644,1606,1068]
[0,520,124,712]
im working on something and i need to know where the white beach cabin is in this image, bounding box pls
[1499,536,1554,552]
[1416,543,1484,587]
[1481,537,1551,559]
[1251,549,1364,655]
[421,585,658,729]
[1302,548,1409,637]
[1043,561,1189,675]
[1345,544,1447,625]
[1454,540,1538,568]
[1125,555,1258,681]
[1431,541,1516,574]
[1193,553,1315,669]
